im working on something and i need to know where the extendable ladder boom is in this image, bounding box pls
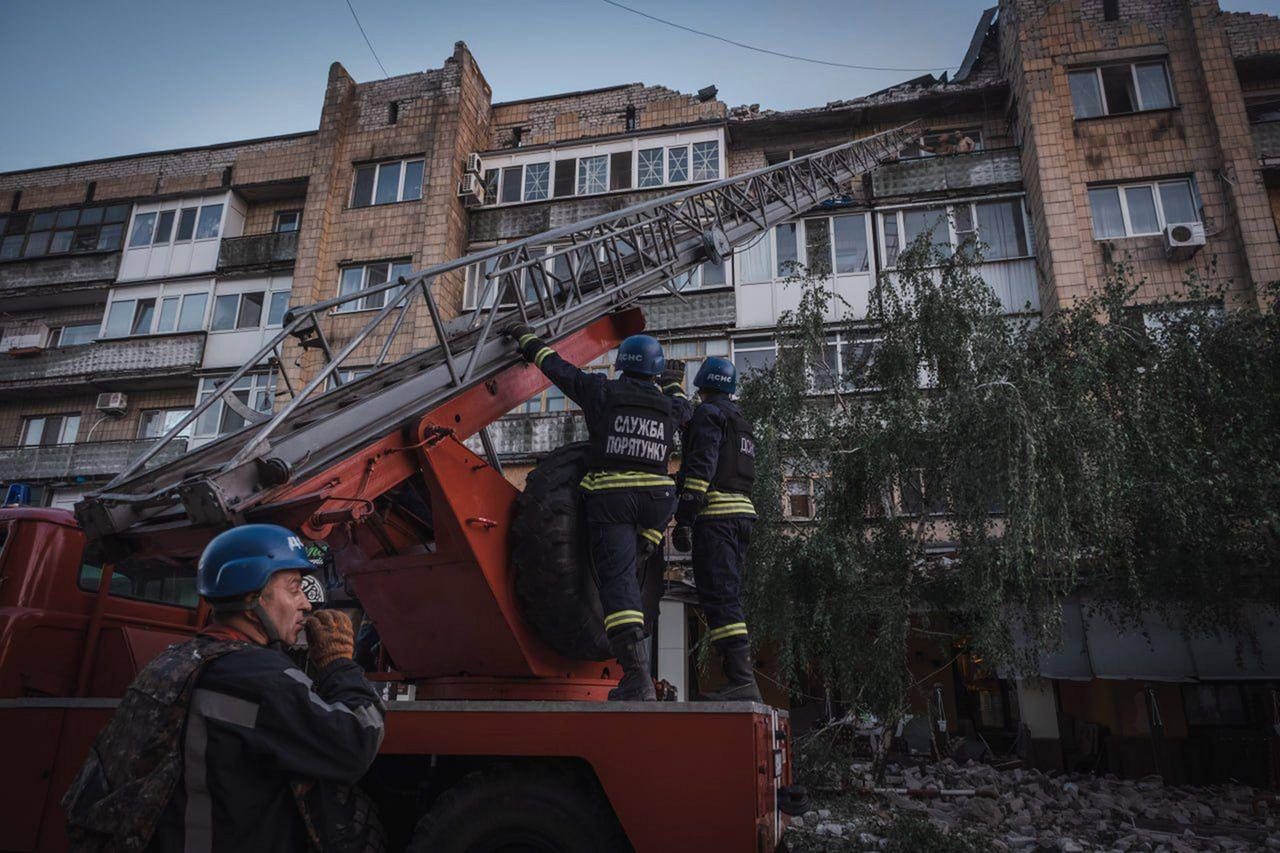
[76,125,915,543]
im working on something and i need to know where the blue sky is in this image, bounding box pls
[2,0,1276,172]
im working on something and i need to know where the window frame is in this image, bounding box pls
[1069,60,1176,119]
[1086,178,1202,240]
[20,413,81,447]
[138,407,195,440]
[274,210,302,233]
[335,260,414,313]
[0,203,130,261]
[102,284,216,339]
[477,133,723,208]
[194,371,277,440]
[126,201,224,249]
[349,157,426,208]
[877,194,1034,268]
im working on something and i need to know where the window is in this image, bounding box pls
[523,162,550,202]
[153,211,175,245]
[195,372,276,438]
[350,158,425,207]
[638,147,664,188]
[775,223,799,277]
[610,151,632,191]
[463,247,565,310]
[832,214,870,272]
[900,469,947,515]
[275,210,302,233]
[500,165,523,204]
[210,291,273,331]
[130,202,222,247]
[79,556,198,608]
[691,141,720,181]
[51,323,98,347]
[139,408,193,439]
[784,477,815,519]
[577,155,608,195]
[0,203,128,260]
[176,208,198,241]
[1087,179,1200,238]
[194,204,223,239]
[105,288,211,337]
[1247,99,1280,123]
[129,213,157,248]
[733,337,777,377]
[337,260,414,312]
[1069,61,1174,118]
[267,291,290,326]
[21,413,80,446]
[879,198,1031,266]
[667,147,689,183]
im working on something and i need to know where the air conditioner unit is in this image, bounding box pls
[95,392,128,416]
[465,152,484,175]
[1163,222,1205,261]
[457,172,486,207]
[0,323,49,354]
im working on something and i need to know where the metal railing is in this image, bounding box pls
[81,124,915,537]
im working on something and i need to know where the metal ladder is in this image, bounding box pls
[77,124,915,540]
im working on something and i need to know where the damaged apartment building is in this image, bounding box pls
[1,0,1278,785]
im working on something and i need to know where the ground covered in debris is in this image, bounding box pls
[784,759,1278,852]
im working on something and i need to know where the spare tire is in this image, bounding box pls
[511,443,611,660]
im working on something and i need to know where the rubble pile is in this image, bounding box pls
[787,759,1277,852]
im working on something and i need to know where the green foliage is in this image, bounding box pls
[739,231,1280,723]
[879,814,982,853]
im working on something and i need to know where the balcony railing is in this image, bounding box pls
[217,231,298,272]
[0,252,121,302]
[1252,121,1280,162]
[466,412,590,461]
[872,148,1022,198]
[0,437,190,483]
[0,332,205,397]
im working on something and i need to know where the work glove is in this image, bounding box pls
[305,609,355,669]
[674,490,707,527]
[659,360,686,394]
[671,525,693,553]
[503,322,546,364]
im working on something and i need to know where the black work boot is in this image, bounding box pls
[607,628,657,701]
[701,640,763,702]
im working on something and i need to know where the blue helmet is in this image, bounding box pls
[694,356,737,394]
[197,523,316,601]
[615,334,665,377]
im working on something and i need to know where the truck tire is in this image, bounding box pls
[406,765,628,853]
[510,442,611,660]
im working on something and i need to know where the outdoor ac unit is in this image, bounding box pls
[95,392,128,415]
[0,323,49,354]
[1163,222,1205,261]
[457,172,486,207]
[465,152,484,175]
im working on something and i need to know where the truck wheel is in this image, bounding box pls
[407,766,627,853]
[510,442,611,660]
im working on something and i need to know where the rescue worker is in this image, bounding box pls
[671,357,763,702]
[505,323,690,701]
[63,524,385,852]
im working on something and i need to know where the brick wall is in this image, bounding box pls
[1000,0,1278,310]
[489,83,725,149]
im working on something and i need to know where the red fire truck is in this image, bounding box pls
[0,126,912,852]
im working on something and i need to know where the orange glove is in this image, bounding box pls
[305,609,355,669]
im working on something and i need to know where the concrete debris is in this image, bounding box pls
[786,759,1278,852]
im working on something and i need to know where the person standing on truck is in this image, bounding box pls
[671,357,763,702]
[505,323,690,701]
[62,523,385,852]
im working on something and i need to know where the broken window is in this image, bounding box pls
[523,162,550,202]
[554,159,576,198]
[1069,61,1173,118]
[667,147,689,183]
[691,141,720,181]
[577,155,607,195]
[637,147,663,188]
[610,151,632,191]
